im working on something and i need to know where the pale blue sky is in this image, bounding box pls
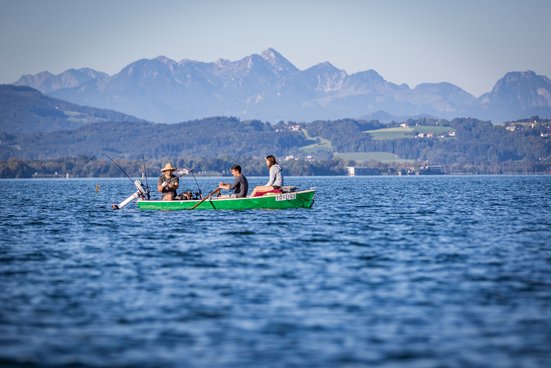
[1,0,550,96]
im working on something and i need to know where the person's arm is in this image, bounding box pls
[265,166,276,186]
[170,176,179,190]
[274,166,283,187]
[236,176,247,197]
[158,177,166,192]
[228,176,240,190]
[219,181,231,190]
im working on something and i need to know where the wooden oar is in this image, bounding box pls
[190,188,220,210]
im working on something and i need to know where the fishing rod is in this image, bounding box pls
[176,168,202,199]
[141,153,151,200]
[189,169,203,199]
[107,154,148,210]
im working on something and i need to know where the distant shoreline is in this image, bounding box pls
[2,173,550,180]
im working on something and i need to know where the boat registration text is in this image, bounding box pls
[275,193,297,201]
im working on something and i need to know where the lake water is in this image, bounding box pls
[1,175,550,367]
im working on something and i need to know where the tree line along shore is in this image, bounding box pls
[1,116,550,178]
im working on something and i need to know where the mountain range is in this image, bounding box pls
[12,48,551,123]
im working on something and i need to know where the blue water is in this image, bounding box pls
[1,176,550,367]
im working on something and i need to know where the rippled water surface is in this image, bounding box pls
[1,176,551,367]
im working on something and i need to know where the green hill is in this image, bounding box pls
[0,85,146,133]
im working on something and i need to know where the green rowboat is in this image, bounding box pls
[136,189,315,210]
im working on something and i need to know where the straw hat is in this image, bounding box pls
[160,163,177,172]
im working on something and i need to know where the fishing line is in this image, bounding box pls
[106,154,134,185]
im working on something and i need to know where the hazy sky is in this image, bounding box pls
[1,0,550,96]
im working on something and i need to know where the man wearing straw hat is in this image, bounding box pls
[157,163,179,200]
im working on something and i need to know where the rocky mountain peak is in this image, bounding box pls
[10,50,551,123]
[260,48,298,73]
[485,70,551,104]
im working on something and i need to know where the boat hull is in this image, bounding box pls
[137,189,315,210]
